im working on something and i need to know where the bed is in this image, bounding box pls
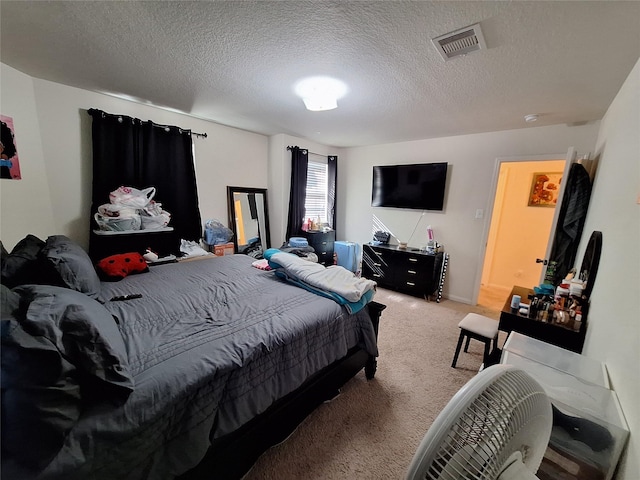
[1,235,384,480]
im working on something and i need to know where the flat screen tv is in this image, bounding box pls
[371,162,448,210]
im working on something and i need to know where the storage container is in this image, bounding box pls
[334,241,360,272]
[501,348,628,480]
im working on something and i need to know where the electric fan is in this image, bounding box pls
[405,364,553,480]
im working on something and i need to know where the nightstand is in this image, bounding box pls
[303,230,335,266]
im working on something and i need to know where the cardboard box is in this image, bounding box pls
[214,242,235,256]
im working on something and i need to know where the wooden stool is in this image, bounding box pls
[451,313,499,368]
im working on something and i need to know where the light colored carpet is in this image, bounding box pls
[243,288,502,480]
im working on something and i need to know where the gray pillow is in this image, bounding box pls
[13,284,134,401]
[1,283,19,317]
[1,298,82,471]
[0,234,56,288]
[41,235,101,298]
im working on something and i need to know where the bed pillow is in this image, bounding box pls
[1,283,19,316]
[13,284,134,402]
[40,235,101,298]
[0,234,52,288]
[1,240,8,267]
[1,285,83,471]
[96,252,149,281]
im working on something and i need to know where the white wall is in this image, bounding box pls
[339,124,600,303]
[1,63,268,251]
[579,58,640,480]
[0,64,55,245]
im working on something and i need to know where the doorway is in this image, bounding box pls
[477,157,566,311]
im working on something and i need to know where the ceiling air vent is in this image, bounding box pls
[432,23,486,61]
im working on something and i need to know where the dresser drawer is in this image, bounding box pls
[362,245,392,282]
[303,230,335,266]
[396,271,429,294]
[316,251,334,265]
[361,243,444,300]
[397,253,433,270]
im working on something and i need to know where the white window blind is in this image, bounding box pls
[305,160,328,223]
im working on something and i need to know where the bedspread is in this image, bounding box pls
[22,255,377,480]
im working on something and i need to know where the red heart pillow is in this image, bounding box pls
[97,253,149,281]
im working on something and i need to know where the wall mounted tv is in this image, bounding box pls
[371,162,448,210]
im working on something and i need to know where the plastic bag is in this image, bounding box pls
[94,212,141,231]
[204,219,233,245]
[140,200,171,230]
[109,186,156,209]
[95,186,171,231]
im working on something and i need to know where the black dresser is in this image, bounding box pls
[303,230,336,266]
[362,244,445,300]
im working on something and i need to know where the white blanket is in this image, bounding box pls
[270,252,376,302]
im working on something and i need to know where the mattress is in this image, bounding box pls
[20,255,377,480]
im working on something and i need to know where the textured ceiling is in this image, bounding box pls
[2,1,639,147]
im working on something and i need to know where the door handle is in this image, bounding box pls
[536,258,548,265]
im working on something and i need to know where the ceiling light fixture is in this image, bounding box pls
[294,76,348,111]
[524,114,539,123]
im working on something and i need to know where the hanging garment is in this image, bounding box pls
[549,163,592,285]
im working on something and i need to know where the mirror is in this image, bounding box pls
[227,186,271,257]
[579,231,602,299]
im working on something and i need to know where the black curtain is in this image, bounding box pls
[548,163,592,285]
[327,156,337,229]
[88,109,202,242]
[285,146,308,239]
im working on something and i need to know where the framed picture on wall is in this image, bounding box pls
[0,114,22,180]
[528,172,562,207]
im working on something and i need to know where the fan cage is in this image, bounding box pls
[425,369,548,480]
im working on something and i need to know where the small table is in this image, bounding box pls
[498,285,586,353]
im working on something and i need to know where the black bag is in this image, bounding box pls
[373,231,390,244]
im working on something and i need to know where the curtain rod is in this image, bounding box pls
[286,145,329,157]
[88,109,207,138]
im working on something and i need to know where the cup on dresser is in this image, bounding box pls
[510,294,521,312]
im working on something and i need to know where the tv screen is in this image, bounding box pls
[371,162,448,210]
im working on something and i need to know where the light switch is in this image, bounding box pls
[475,209,484,219]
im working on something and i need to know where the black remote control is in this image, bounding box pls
[110,294,143,301]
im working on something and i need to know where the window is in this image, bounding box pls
[304,159,328,224]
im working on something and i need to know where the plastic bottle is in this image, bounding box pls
[574,313,582,332]
[555,285,569,310]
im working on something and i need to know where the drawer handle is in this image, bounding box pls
[406,281,416,286]
[373,274,382,278]
[321,252,327,255]
[374,263,382,267]
[321,241,327,245]
[408,270,417,274]
[409,258,418,262]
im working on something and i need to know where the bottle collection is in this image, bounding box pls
[512,270,586,332]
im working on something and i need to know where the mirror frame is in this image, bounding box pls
[579,230,602,299]
[226,186,271,255]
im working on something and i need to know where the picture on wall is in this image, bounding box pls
[0,115,22,180]
[528,172,562,207]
